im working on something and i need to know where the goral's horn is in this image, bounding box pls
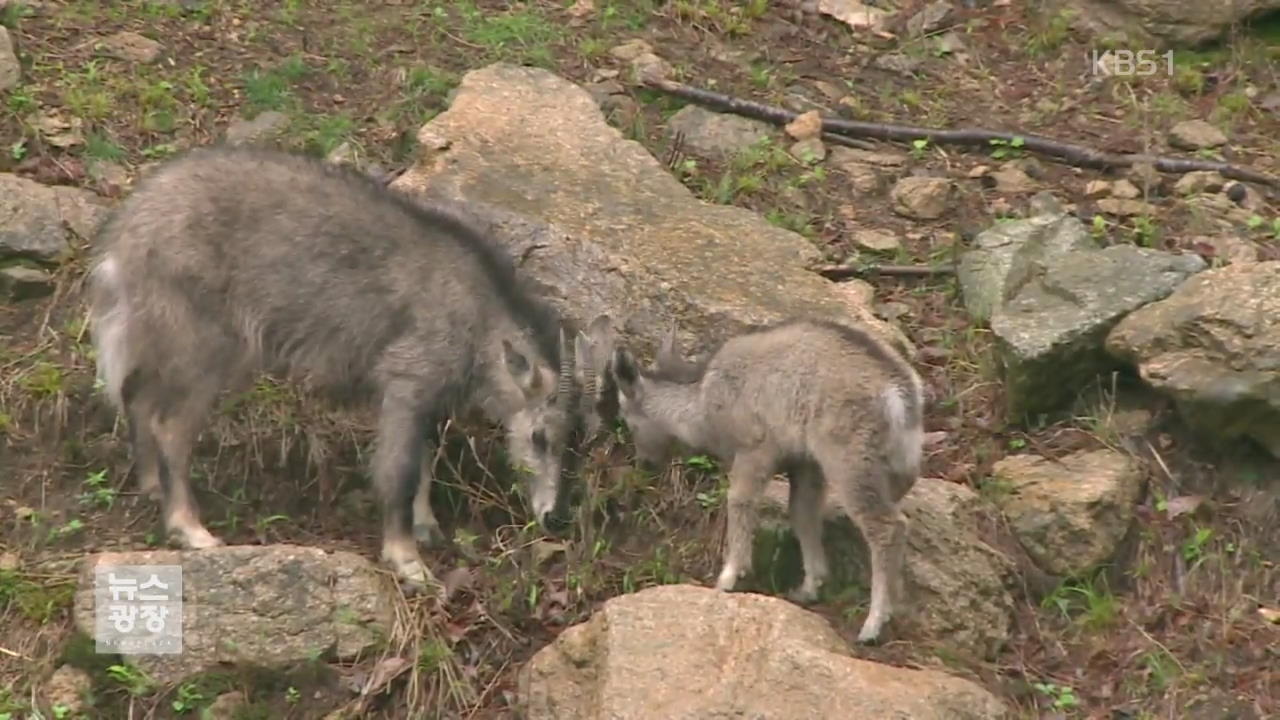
[557,327,574,395]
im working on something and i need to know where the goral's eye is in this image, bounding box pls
[531,429,548,453]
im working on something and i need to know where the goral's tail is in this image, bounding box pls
[87,253,133,410]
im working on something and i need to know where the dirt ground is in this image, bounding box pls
[1,1,1278,718]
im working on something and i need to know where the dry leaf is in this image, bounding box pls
[568,0,594,18]
[1259,607,1280,624]
[1165,494,1205,519]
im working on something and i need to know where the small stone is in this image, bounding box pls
[665,106,772,160]
[31,112,84,149]
[325,141,360,167]
[0,266,55,301]
[1174,171,1226,196]
[968,165,991,178]
[98,30,163,64]
[1083,180,1112,198]
[842,163,884,194]
[875,301,911,320]
[1127,162,1162,191]
[990,166,1038,194]
[88,160,130,197]
[829,147,906,167]
[203,691,248,720]
[834,277,875,306]
[629,52,673,84]
[1191,234,1259,265]
[906,0,953,36]
[853,228,901,252]
[988,196,1014,217]
[0,552,18,571]
[1169,119,1228,150]
[225,110,290,146]
[1096,198,1159,217]
[789,137,826,163]
[784,110,823,141]
[934,30,966,54]
[44,666,92,717]
[890,176,953,220]
[873,53,922,75]
[1028,191,1065,217]
[1009,157,1045,179]
[1110,179,1141,199]
[609,39,653,62]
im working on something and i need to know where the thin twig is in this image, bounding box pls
[812,263,956,280]
[642,77,1280,187]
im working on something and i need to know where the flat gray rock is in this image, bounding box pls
[389,63,905,360]
[991,244,1206,418]
[72,545,394,686]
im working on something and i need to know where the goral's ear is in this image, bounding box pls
[611,347,642,401]
[654,322,682,371]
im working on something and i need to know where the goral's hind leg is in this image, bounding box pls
[815,446,907,645]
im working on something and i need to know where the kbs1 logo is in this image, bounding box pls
[1088,49,1175,77]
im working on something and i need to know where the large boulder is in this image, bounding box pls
[1106,261,1280,458]
[388,63,907,361]
[517,583,1011,720]
[72,545,394,685]
[990,244,1206,418]
[755,477,1017,661]
[1047,0,1280,48]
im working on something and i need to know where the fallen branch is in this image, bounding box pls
[642,77,1280,188]
[812,263,956,280]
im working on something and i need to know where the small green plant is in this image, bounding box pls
[171,682,205,714]
[988,136,1026,159]
[684,454,717,472]
[417,638,453,672]
[1091,213,1109,239]
[21,361,65,397]
[1033,681,1080,710]
[910,138,929,159]
[79,469,117,509]
[1245,214,1280,238]
[284,686,301,705]
[1131,216,1158,246]
[106,664,152,696]
[1181,525,1213,566]
[51,518,85,540]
